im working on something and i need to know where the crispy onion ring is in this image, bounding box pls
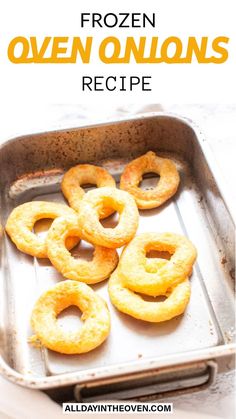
[109,269,191,322]
[30,280,110,354]
[5,201,79,258]
[77,187,139,249]
[119,232,197,296]
[62,164,116,218]
[120,151,180,209]
[46,215,119,283]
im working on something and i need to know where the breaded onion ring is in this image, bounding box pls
[109,269,191,322]
[61,164,116,218]
[46,215,119,283]
[119,232,197,296]
[77,187,139,249]
[120,151,180,209]
[30,280,110,354]
[5,201,80,258]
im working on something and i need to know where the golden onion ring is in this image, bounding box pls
[109,269,191,322]
[30,280,110,354]
[5,201,79,258]
[77,187,139,249]
[119,232,197,296]
[120,151,180,209]
[62,164,116,218]
[46,215,119,283]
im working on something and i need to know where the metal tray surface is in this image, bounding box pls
[0,113,235,395]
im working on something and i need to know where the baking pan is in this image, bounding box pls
[0,113,235,402]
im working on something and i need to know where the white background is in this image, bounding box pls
[0,0,236,104]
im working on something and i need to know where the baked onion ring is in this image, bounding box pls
[46,215,119,283]
[5,201,80,258]
[119,232,197,296]
[30,280,110,354]
[120,151,180,209]
[108,269,190,323]
[77,187,139,249]
[62,164,116,218]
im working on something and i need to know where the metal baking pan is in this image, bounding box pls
[0,113,235,402]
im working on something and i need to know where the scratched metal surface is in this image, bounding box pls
[0,114,234,389]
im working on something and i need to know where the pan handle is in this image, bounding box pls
[74,360,217,402]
